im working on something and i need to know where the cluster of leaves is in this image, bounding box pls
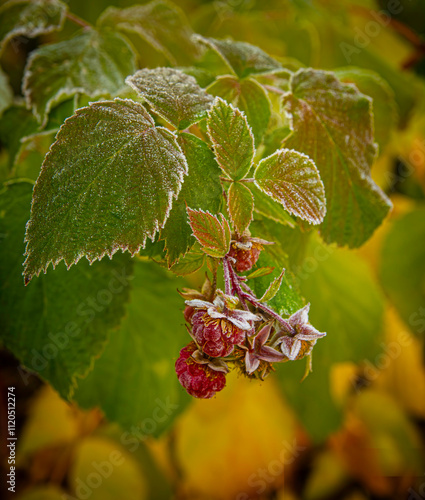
[3,0,424,443]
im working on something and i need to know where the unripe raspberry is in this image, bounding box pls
[175,343,226,399]
[183,305,195,323]
[192,310,245,357]
[228,242,262,272]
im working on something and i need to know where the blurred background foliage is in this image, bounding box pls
[1,0,425,499]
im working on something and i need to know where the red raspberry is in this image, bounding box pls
[191,310,245,357]
[228,242,262,272]
[175,343,226,399]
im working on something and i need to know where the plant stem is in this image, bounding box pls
[66,12,91,28]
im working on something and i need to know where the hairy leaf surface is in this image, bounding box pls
[187,208,231,258]
[23,28,137,124]
[23,99,187,283]
[207,97,254,181]
[227,182,254,235]
[283,69,391,246]
[207,76,271,145]
[126,68,213,129]
[255,148,326,224]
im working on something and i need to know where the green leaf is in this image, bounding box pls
[283,69,392,247]
[227,182,254,234]
[335,67,398,151]
[207,97,254,181]
[254,148,326,225]
[126,68,213,130]
[0,105,38,169]
[207,76,271,145]
[259,268,286,302]
[250,184,296,228]
[160,133,222,266]
[380,207,425,335]
[23,28,137,124]
[169,250,205,276]
[195,36,281,78]
[300,238,384,364]
[0,0,67,53]
[0,66,13,116]
[187,208,231,258]
[73,260,190,436]
[97,0,197,65]
[0,182,133,398]
[251,251,304,318]
[23,98,188,283]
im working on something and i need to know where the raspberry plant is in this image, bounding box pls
[0,0,397,433]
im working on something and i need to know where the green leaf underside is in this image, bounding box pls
[250,184,296,228]
[0,0,67,53]
[283,69,391,247]
[73,260,190,436]
[207,76,271,145]
[380,208,425,333]
[97,0,197,65]
[0,182,132,398]
[227,182,254,235]
[195,36,281,78]
[187,208,231,258]
[23,98,188,283]
[207,97,254,181]
[161,133,222,266]
[23,28,137,124]
[255,148,326,225]
[0,67,13,116]
[126,68,213,130]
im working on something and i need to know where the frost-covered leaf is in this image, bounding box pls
[126,68,213,130]
[73,261,190,435]
[227,182,254,234]
[207,76,271,145]
[283,69,392,246]
[0,0,67,53]
[335,67,398,151]
[259,268,286,302]
[0,182,133,398]
[187,208,231,258]
[380,208,425,334]
[254,148,326,225]
[250,184,296,228]
[23,98,188,283]
[0,66,13,116]
[245,267,275,279]
[98,0,197,65]
[195,36,281,78]
[207,97,254,181]
[161,133,222,266]
[23,28,137,124]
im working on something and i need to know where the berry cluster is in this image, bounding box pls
[175,237,326,399]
